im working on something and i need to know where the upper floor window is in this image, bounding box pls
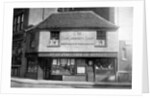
[17,16,21,31]
[95,31,106,47]
[48,31,60,47]
[20,14,24,30]
[122,47,127,60]
[30,33,36,48]
[13,13,24,33]
[51,31,60,40]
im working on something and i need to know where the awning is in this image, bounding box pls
[38,52,118,57]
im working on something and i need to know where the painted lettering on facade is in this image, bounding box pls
[60,30,95,45]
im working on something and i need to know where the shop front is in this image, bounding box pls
[36,52,117,82]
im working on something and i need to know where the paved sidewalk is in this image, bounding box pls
[11,77,131,88]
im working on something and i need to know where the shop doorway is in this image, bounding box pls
[42,58,52,80]
[86,60,95,82]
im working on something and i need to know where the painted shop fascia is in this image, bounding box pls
[24,11,120,82]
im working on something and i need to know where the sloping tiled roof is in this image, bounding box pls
[36,11,118,30]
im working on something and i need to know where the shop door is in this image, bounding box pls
[43,58,52,79]
[86,60,95,82]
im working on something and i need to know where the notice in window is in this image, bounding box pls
[77,67,85,74]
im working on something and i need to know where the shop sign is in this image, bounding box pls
[39,52,118,57]
[60,31,95,45]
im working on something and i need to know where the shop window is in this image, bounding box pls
[95,31,106,47]
[52,59,58,65]
[95,58,115,73]
[30,33,36,48]
[48,31,60,46]
[17,16,20,31]
[71,59,75,65]
[27,60,38,73]
[76,59,86,74]
[51,58,75,75]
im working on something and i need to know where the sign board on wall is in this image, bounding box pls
[60,30,96,45]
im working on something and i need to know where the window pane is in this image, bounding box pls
[51,58,75,75]
[21,14,24,22]
[51,31,60,40]
[61,59,67,66]
[67,59,71,66]
[95,31,106,46]
[71,59,75,65]
[95,58,114,71]
[97,31,106,40]
[17,16,20,23]
[53,59,57,65]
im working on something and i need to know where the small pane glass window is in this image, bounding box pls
[95,31,106,47]
[17,16,20,23]
[52,59,57,65]
[97,31,106,40]
[51,31,60,40]
[21,14,24,22]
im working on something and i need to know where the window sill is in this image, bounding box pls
[47,45,60,47]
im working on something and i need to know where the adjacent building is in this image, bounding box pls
[118,41,132,82]
[11,8,29,76]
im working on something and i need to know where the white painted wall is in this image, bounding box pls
[38,29,118,52]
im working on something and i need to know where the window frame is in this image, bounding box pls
[95,30,107,47]
[48,31,60,47]
[20,13,24,30]
[51,58,76,75]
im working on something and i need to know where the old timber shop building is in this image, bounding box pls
[25,11,118,82]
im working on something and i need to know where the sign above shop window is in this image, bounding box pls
[38,52,118,57]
